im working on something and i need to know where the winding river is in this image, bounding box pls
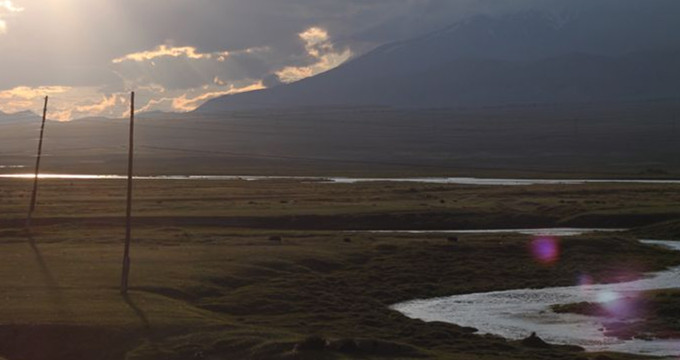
[392,239,680,356]
[4,170,679,354]
[360,228,625,236]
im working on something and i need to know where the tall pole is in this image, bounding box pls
[121,91,135,294]
[26,96,49,232]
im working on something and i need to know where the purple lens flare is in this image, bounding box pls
[530,236,560,265]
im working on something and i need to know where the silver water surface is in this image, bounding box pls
[392,240,680,356]
[1,173,680,185]
[360,228,625,236]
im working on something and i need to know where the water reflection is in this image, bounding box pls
[393,240,680,356]
[1,173,680,186]
[361,228,626,236]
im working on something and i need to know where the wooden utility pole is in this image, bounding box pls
[121,91,135,294]
[26,96,49,232]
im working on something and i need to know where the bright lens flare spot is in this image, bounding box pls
[598,290,641,318]
[597,290,620,303]
[530,236,560,264]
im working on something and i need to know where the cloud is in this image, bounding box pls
[105,26,350,116]
[0,0,23,35]
[74,94,119,114]
[111,44,272,91]
[0,0,23,13]
[170,81,266,112]
[2,0,680,120]
[136,81,265,113]
[0,86,70,100]
[0,86,59,111]
[275,27,352,83]
[0,86,129,121]
[0,24,350,120]
[112,45,228,64]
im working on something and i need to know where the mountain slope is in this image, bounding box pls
[198,49,680,112]
[0,110,40,124]
[198,7,680,112]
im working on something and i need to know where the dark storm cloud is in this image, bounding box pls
[1,0,679,118]
[5,0,680,89]
[0,0,536,90]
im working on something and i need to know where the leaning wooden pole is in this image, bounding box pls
[121,91,135,294]
[26,96,49,232]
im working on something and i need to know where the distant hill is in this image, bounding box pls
[0,110,39,124]
[198,5,680,112]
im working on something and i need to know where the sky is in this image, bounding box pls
[0,0,641,120]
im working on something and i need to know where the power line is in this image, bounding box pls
[121,91,135,295]
[26,97,49,231]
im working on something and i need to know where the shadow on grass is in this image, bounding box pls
[26,232,73,319]
[122,293,151,332]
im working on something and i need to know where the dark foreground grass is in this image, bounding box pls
[632,220,680,240]
[1,179,679,359]
[0,228,678,360]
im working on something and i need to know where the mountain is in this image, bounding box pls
[137,110,188,120]
[198,4,680,112]
[0,110,40,124]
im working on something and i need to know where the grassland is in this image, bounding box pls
[2,179,680,230]
[0,178,679,359]
[2,102,680,178]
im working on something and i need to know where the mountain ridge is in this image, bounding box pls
[197,8,680,113]
[0,110,40,123]
[198,47,680,112]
